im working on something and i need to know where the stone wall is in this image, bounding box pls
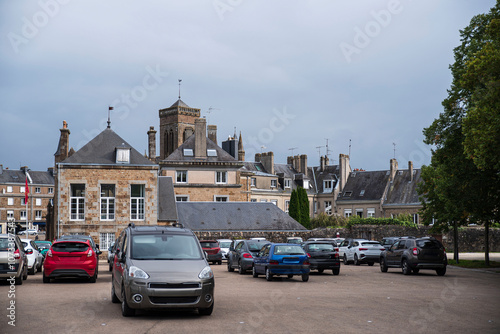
[193,226,500,252]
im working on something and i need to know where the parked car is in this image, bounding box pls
[21,238,43,274]
[338,238,368,264]
[0,233,28,285]
[107,241,116,271]
[380,237,447,276]
[307,237,339,246]
[18,229,38,236]
[348,240,385,266]
[287,237,303,244]
[301,241,340,275]
[252,243,310,281]
[34,240,52,258]
[111,224,214,317]
[227,239,270,274]
[200,240,222,265]
[380,237,400,250]
[216,239,232,261]
[43,238,101,283]
[58,234,100,253]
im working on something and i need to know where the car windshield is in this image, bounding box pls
[22,242,29,248]
[132,234,202,260]
[273,245,306,255]
[200,241,218,248]
[52,242,89,253]
[218,241,231,248]
[416,239,442,249]
[308,243,334,251]
[248,242,268,251]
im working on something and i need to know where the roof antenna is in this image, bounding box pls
[107,106,113,128]
[348,139,351,157]
[393,142,396,159]
[178,79,182,99]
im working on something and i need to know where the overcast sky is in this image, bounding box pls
[0,0,495,173]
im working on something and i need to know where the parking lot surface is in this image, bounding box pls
[1,261,499,334]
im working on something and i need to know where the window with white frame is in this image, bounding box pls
[21,198,26,205]
[214,195,228,202]
[270,179,277,188]
[216,171,227,184]
[20,186,25,193]
[70,184,85,220]
[251,178,256,187]
[8,198,14,206]
[100,184,115,220]
[344,209,352,218]
[260,199,267,202]
[7,211,14,220]
[35,198,42,206]
[367,208,375,218]
[176,170,187,183]
[35,210,42,220]
[7,186,12,193]
[48,187,54,194]
[285,200,290,213]
[251,199,257,202]
[324,201,332,215]
[323,180,333,192]
[20,210,27,220]
[270,200,278,205]
[284,179,291,188]
[35,187,41,193]
[100,232,115,250]
[176,195,189,202]
[131,184,145,220]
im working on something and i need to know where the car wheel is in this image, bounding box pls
[287,274,293,279]
[354,254,360,266]
[413,268,420,274]
[111,283,120,303]
[368,262,374,266]
[317,269,324,273]
[252,265,258,278]
[238,261,246,275]
[343,254,349,265]
[199,301,214,316]
[227,260,234,272]
[402,259,411,275]
[14,275,22,285]
[218,261,222,265]
[302,273,309,282]
[121,287,135,317]
[333,268,340,275]
[43,274,50,283]
[22,266,28,280]
[109,263,113,272]
[265,268,273,281]
[380,258,388,272]
[89,271,97,283]
[29,265,35,275]
[436,267,446,276]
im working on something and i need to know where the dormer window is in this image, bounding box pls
[271,179,277,188]
[183,149,193,157]
[360,189,365,196]
[284,179,291,188]
[207,149,217,157]
[116,143,131,164]
[323,180,333,193]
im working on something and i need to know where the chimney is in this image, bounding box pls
[408,161,414,182]
[390,158,398,181]
[299,154,307,175]
[325,155,329,166]
[261,152,275,175]
[339,154,350,192]
[147,126,157,161]
[47,167,54,176]
[194,118,207,159]
[238,131,245,161]
[287,156,293,165]
[293,155,300,172]
[55,121,70,163]
[0,164,3,175]
[320,156,325,172]
[207,125,217,144]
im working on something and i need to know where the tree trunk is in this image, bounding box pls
[485,221,490,266]
[452,221,459,263]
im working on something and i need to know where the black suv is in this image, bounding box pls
[380,237,447,276]
[301,241,340,275]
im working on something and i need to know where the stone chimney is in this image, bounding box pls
[0,164,3,175]
[55,120,70,163]
[339,154,350,192]
[255,153,261,163]
[299,154,307,175]
[320,156,325,172]
[287,156,293,165]
[390,158,398,181]
[408,161,414,182]
[208,125,217,144]
[293,155,300,172]
[261,152,275,175]
[147,126,157,161]
[325,155,329,166]
[238,131,245,161]
[194,118,207,159]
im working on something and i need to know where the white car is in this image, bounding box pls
[347,240,385,266]
[19,229,38,236]
[217,239,232,260]
[21,239,43,275]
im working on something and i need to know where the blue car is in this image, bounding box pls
[252,243,310,282]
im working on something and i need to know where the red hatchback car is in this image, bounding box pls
[200,240,223,265]
[43,239,100,283]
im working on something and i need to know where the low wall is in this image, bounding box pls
[194,226,500,253]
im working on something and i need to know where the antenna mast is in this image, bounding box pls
[178,79,182,99]
[288,147,298,156]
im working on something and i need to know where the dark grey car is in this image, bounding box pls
[111,224,214,317]
[227,239,270,274]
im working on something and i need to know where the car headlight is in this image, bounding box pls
[198,266,213,279]
[129,266,149,279]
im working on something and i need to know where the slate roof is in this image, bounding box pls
[157,176,178,222]
[337,170,390,202]
[311,165,340,194]
[384,169,423,205]
[60,128,154,166]
[170,99,190,108]
[163,135,240,164]
[241,161,274,176]
[0,169,54,185]
[176,202,307,231]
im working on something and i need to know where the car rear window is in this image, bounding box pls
[273,245,305,255]
[361,242,382,246]
[248,241,269,251]
[308,243,334,251]
[0,238,17,251]
[416,239,442,249]
[52,242,89,252]
[200,241,218,248]
[218,241,231,248]
[132,234,202,260]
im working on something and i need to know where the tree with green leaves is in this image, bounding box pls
[288,189,300,223]
[298,186,310,229]
[419,2,500,265]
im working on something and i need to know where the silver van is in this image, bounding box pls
[111,224,215,317]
